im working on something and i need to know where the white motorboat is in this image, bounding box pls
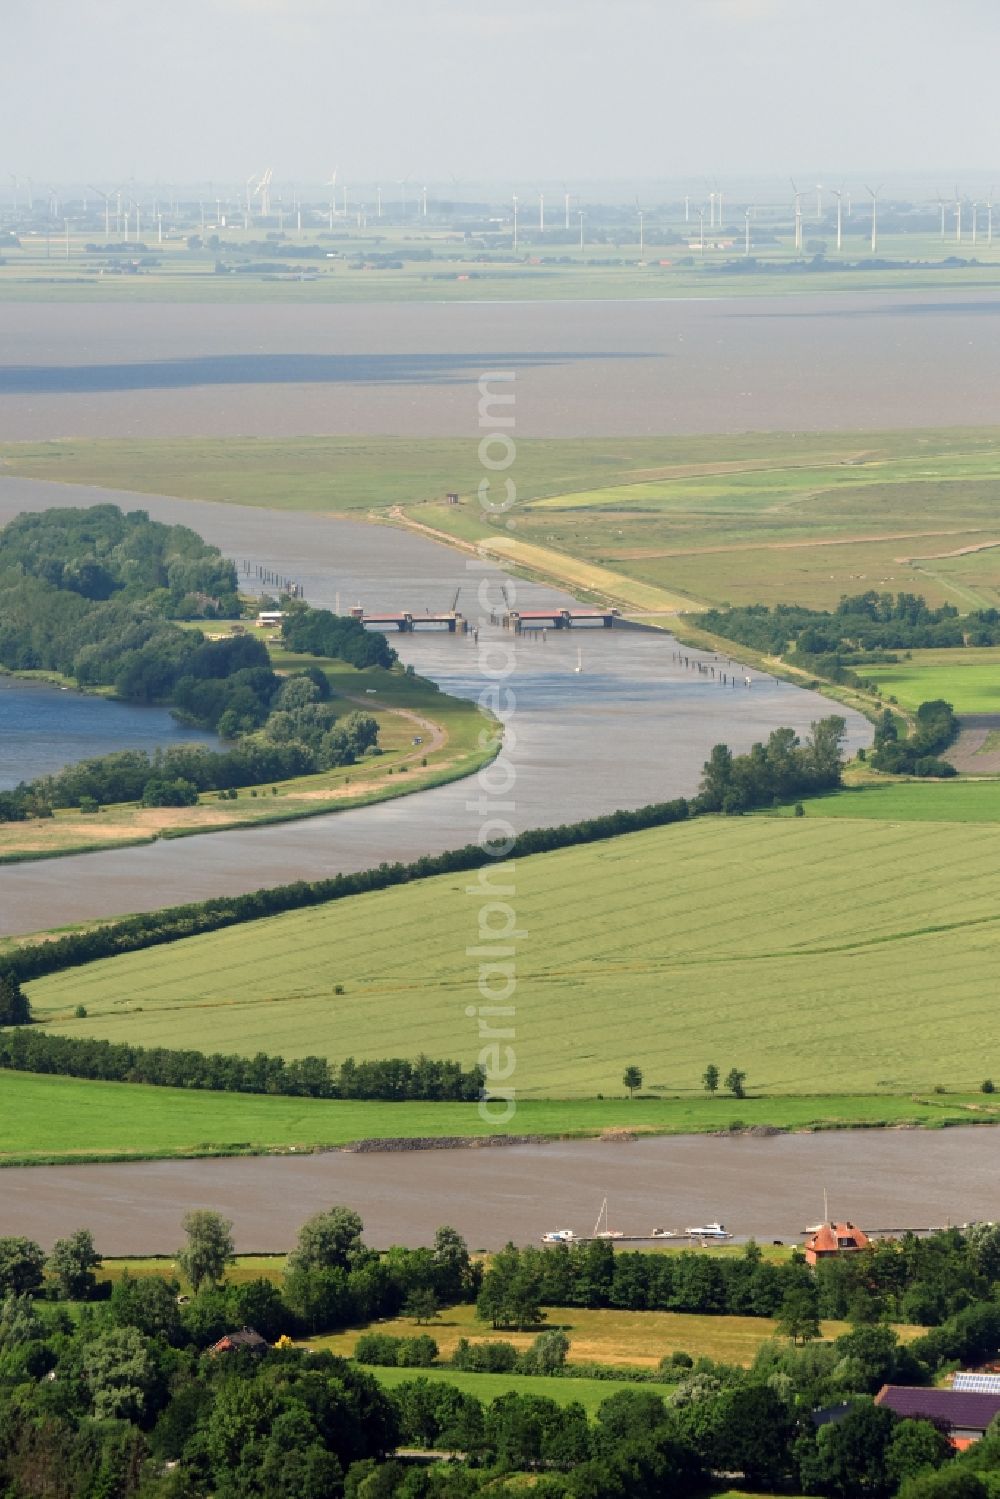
[685,1221,733,1241]
[541,1229,578,1244]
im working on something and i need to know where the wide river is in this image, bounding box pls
[0,475,869,935]
[2,1129,997,1253]
[1,288,989,1242]
[2,291,1000,439]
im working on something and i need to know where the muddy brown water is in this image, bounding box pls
[2,292,1000,440]
[1,1130,997,1253]
[0,477,870,936]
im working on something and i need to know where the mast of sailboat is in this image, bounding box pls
[594,1198,608,1236]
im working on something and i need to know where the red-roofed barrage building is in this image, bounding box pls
[804,1221,871,1266]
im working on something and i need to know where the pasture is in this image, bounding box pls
[360,1363,679,1413]
[4,1073,993,1166]
[772,780,1000,822]
[311,1300,909,1369]
[8,427,1000,613]
[860,648,1000,714]
[27,813,1000,1096]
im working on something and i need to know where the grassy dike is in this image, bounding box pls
[1,1073,997,1167]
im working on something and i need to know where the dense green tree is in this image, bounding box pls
[622,1065,642,1097]
[287,1206,366,1276]
[778,1281,822,1345]
[177,1209,234,1292]
[47,1229,102,1301]
[725,1067,747,1098]
[0,1236,46,1296]
[0,970,30,1026]
[702,1063,719,1093]
[82,1325,156,1421]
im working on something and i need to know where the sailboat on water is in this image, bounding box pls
[592,1198,624,1240]
[804,1189,830,1236]
[573,647,583,673]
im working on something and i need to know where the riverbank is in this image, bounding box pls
[0,640,496,864]
[2,1073,998,1169]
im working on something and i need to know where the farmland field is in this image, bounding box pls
[309,1300,916,1369]
[771,780,1000,822]
[7,427,1000,612]
[860,647,1000,714]
[26,812,1000,1096]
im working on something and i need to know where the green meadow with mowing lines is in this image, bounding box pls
[4,1072,994,1166]
[26,812,1000,1098]
[770,779,1000,822]
[860,647,1000,714]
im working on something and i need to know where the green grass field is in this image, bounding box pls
[24,811,1000,1097]
[861,648,1000,714]
[360,1364,679,1413]
[7,428,999,614]
[2,1072,995,1166]
[771,780,1000,822]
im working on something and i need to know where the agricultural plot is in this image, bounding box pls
[9,428,999,613]
[360,1364,679,1413]
[860,648,1000,715]
[312,1301,896,1370]
[772,780,1000,823]
[29,814,1000,1097]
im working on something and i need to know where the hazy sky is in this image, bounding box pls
[5,0,999,188]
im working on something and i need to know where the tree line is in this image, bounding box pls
[1,1207,999,1497]
[0,1027,482,1102]
[475,1225,1000,1333]
[699,590,1000,657]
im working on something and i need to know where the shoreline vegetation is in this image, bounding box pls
[0,504,497,862]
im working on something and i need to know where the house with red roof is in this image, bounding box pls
[803,1221,871,1266]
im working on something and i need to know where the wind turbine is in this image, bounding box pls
[635,200,644,261]
[421,184,428,217]
[830,184,844,251]
[538,191,544,233]
[563,185,571,231]
[88,185,113,239]
[935,191,947,242]
[790,178,803,251]
[815,182,823,219]
[955,186,962,244]
[512,193,519,252]
[326,167,339,227]
[744,204,752,256]
[254,168,273,218]
[971,200,979,246]
[988,189,994,247]
[865,183,882,253]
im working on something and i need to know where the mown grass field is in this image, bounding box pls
[861,648,1000,714]
[7,428,999,614]
[310,1300,919,1370]
[360,1363,679,1413]
[26,811,1000,1097]
[2,1072,995,1166]
[770,780,1000,822]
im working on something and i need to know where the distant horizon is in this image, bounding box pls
[4,0,998,185]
